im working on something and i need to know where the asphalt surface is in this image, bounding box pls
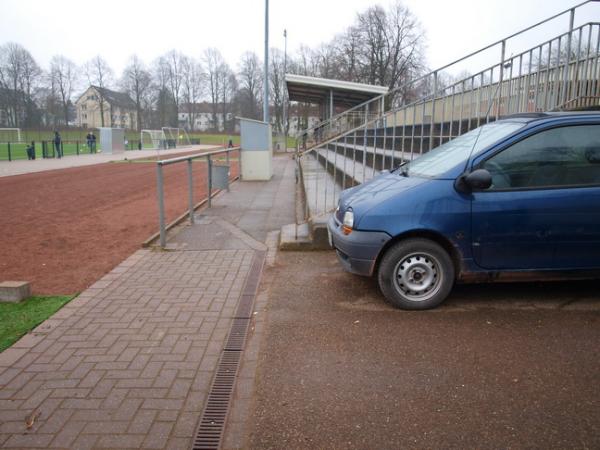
[248,251,600,449]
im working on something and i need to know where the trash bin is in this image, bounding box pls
[211,164,230,190]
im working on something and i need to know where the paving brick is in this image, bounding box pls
[82,420,129,434]
[168,379,192,399]
[47,419,85,448]
[0,348,28,367]
[127,387,168,399]
[49,387,91,399]
[89,379,116,398]
[70,433,99,450]
[153,369,177,388]
[0,367,21,387]
[100,388,127,409]
[141,398,184,410]
[12,380,44,399]
[128,409,157,434]
[157,410,180,422]
[96,433,145,448]
[4,433,54,448]
[19,388,51,410]
[141,361,164,378]
[142,421,174,449]
[173,411,199,438]
[183,390,207,412]
[61,398,103,409]
[0,421,30,434]
[78,369,105,388]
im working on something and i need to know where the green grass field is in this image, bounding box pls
[0,295,75,352]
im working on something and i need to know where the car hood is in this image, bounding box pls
[339,172,428,213]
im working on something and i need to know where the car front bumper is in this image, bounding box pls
[327,214,391,276]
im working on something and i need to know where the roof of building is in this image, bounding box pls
[285,74,388,108]
[94,86,136,109]
[76,86,136,109]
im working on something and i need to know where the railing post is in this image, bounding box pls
[187,158,194,224]
[157,163,166,248]
[76,141,79,155]
[7,142,11,162]
[226,150,230,192]
[497,39,506,120]
[561,8,575,106]
[207,154,213,208]
[430,71,438,151]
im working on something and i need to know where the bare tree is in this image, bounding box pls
[269,48,286,133]
[289,1,425,105]
[152,57,176,127]
[50,55,78,127]
[85,55,114,127]
[121,55,152,131]
[219,67,237,133]
[204,48,227,131]
[0,42,42,127]
[181,58,205,131]
[162,50,185,118]
[332,26,362,81]
[237,52,263,120]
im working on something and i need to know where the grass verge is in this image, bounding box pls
[0,295,75,352]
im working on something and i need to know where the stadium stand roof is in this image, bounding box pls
[285,74,388,108]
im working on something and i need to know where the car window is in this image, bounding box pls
[481,124,600,189]
[404,122,524,178]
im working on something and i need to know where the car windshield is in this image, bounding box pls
[400,122,525,178]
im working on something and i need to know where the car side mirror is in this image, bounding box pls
[456,169,492,193]
[465,169,492,190]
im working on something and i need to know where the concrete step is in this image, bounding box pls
[279,222,314,250]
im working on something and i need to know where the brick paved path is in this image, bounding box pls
[0,155,296,449]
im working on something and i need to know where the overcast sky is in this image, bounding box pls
[0,0,598,79]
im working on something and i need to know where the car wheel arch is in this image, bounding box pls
[373,230,462,280]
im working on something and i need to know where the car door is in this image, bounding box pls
[470,123,600,270]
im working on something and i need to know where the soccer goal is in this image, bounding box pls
[140,129,166,150]
[0,128,22,142]
[162,127,191,148]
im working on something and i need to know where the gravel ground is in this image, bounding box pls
[248,251,600,450]
[0,153,238,294]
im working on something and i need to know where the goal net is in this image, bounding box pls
[162,127,191,148]
[0,128,22,142]
[140,129,166,149]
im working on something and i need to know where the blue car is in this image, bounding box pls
[328,112,600,309]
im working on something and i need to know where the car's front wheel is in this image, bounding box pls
[377,238,455,310]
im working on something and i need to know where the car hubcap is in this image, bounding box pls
[393,253,441,301]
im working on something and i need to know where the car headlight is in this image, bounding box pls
[342,210,354,235]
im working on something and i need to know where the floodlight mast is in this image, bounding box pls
[283,29,288,149]
[263,0,269,124]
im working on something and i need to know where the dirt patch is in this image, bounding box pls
[0,153,239,294]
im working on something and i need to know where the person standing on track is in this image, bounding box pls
[86,132,93,152]
[54,131,62,158]
[26,141,36,160]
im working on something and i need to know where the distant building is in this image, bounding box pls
[178,102,235,132]
[75,86,137,130]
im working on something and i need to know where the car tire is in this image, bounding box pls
[377,238,455,310]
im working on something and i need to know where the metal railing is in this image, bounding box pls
[295,1,600,222]
[155,147,240,247]
[296,1,599,153]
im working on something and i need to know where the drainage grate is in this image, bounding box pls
[192,252,265,450]
[224,318,250,351]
